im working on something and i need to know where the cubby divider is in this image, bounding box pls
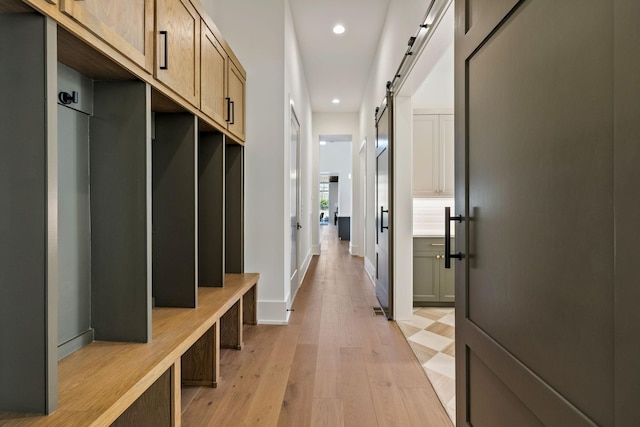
[225,144,244,274]
[0,12,58,414]
[91,80,152,343]
[198,132,225,287]
[152,113,198,307]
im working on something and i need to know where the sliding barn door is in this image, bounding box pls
[375,96,393,319]
[455,0,640,425]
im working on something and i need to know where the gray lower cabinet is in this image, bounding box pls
[413,237,454,304]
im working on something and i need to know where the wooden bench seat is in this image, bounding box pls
[0,273,258,427]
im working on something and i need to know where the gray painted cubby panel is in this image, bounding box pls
[0,13,57,414]
[225,144,244,274]
[152,113,198,307]
[90,81,151,342]
[198,132,225,287]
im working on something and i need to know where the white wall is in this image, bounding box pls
[203,0,313,324]
[285,0,314,309]
[312,112,361,256]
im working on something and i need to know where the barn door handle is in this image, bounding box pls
[159,31,168,70]
[445,206,464,269]
[380,207,389,233]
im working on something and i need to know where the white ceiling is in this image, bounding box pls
[289,0,391,113]
[289,0,455,114]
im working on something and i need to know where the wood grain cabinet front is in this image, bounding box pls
[227,59,246,142]
[200,22,227,129]
[200,21,246,142]
[155,0,200,107]
[60,0,154,72]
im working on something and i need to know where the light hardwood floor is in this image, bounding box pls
[182,225,453,426]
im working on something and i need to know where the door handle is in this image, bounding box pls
[297,222,302,230]
[226,97,231,122]
[380,206,389,233]
[444,206,464,269]
[230,100,235,125]
[159,31,168,70]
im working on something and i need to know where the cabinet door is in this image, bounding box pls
[155,0,200,106]
[413,251,440,302]
[412,114,439,197]
[60,0,153,72]
[439,263,455,302]
[200,23,227,128]
[439,115,455,196]
[227,59,246,142]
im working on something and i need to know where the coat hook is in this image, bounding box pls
[58,91,78,105]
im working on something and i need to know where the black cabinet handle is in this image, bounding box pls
[230,100,235,125]
[226,97,231,122]
[380,206,389,233]
[445,206,464,269]
[159,31,168,70]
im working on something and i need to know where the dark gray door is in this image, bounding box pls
[375,98,392,319]
[455,0,640,425]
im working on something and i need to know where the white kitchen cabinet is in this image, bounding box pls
[413,114,454,197]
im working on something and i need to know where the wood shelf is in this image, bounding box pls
[0,274,258,426]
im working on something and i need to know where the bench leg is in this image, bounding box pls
[171,359,181,427]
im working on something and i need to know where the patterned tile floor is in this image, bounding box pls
[397,307,456,424]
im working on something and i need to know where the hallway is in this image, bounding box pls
[181,225,452,426]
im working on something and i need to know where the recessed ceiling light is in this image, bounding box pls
[332,98,340,104]
[332,24,345,35]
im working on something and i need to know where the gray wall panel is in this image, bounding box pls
[91,81,151,342]
[57,63,93,116]
[57,104,93,354]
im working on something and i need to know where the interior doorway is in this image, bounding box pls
[289,107,301,301]
[318,135,352,242]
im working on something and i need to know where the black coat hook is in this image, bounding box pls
[59,91,78,105]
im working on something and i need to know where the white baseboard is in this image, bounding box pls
[257,300,289,324]
[349,243,360,256]
[364,257,376,286]
[299,249,312,283]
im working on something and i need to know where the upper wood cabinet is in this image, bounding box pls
[60,0,154,72]
[227,59,246,142]
[200,23,227,129]
[155,0,200,107]
[200,21,246,142]
[413,114,454,197]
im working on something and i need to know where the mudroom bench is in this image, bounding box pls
[0,273,258,427]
